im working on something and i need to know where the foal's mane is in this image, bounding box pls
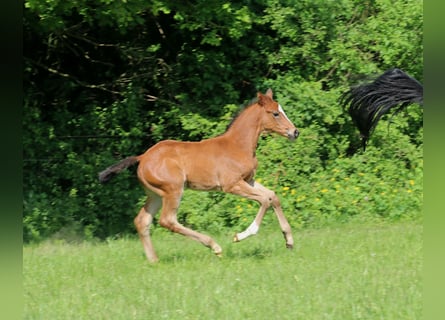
[224,97,259,132]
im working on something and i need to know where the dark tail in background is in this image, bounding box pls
[98,156,139,183]
[340,68,423,150]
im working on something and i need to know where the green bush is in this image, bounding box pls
[23,0,423,242]
[175,84,422,234]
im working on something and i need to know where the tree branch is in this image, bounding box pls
[26,58,123,96]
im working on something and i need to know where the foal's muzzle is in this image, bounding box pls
[287,128,299,140]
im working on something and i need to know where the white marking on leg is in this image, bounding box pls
[236,221,259,241]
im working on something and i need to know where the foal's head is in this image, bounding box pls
[258,89,299,140]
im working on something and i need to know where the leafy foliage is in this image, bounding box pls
[23,0,423,242]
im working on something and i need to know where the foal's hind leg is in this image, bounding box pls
[159,192,223,257]
[229,180,294,249]
[134,194,161,262]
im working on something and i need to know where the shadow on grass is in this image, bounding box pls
[136,230,294,264]
[156,246,277,265]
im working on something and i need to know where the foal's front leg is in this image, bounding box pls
[228,180,294,249]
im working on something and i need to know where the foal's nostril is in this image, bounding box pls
[287,128,299,140]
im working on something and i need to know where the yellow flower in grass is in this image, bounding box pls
[321,188,328,193]
[409,180,415,186]
[282,186,290,191]
[296,195,306,202]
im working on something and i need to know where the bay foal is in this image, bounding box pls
[99,89,299,262]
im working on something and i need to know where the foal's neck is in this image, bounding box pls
[222,104,263,156]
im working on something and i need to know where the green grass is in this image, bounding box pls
[23,220,422,319]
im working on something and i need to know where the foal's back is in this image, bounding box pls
[137,135,256,192]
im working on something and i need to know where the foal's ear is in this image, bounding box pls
[257,89,273,106]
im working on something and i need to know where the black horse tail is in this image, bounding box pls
[340,68,423,150]
[98,156,139,183]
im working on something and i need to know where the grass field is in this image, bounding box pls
[23,220,422,319]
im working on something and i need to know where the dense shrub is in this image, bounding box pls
[176,80,423,234]
[23,0,423,242]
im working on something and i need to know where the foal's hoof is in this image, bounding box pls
[233,234,240,242]
[286,243,294,250]
[214,248,223,258]
[212,244,223,258]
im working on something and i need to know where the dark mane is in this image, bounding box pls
[224,97,259,132]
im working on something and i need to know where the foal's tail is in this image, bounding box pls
[98,156,139,183]
[340,68,423,150]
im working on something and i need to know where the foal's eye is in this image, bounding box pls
[272,112,280,118]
